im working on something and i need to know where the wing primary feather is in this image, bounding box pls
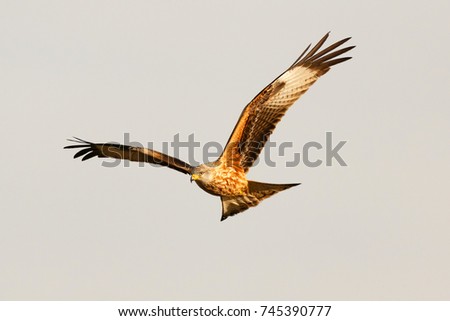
[322,56,353,68]
[74,148,92,158]
[81,151,98,161]
[64,144,90,149]
[305,37,351,63]
[299,32,330,62]
[289,43,311,69]
[312,46,355,66]
[67,137,90,144]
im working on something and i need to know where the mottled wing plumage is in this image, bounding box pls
[220,33,354,171]
[64,137,193,175]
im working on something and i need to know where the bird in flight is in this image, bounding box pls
[65,32,354,221]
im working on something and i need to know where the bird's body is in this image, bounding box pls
[65,33,354,221]
[191,162,248,196]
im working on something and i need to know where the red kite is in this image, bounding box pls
[65,33,354,221]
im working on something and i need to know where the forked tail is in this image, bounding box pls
[220,181,300,221]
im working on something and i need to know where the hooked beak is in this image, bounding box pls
[190,174,200,183]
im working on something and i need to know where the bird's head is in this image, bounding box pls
[190,163,214,183]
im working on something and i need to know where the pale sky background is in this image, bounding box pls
[1,1,449,300]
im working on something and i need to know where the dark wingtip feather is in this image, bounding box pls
[66,137,92,144]
[289,43,311,68]
[64,144,90,149]
[307,39,353,63]
[301,33,330,62]
[291,34,354,71]
[73,148,92,159]
[312,46,355,66]
[64,137,96,151]
[323,56,352,68]
[81,151,98,161]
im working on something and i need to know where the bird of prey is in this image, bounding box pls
[65,32,354,221]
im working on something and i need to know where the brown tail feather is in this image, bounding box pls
[220,181,300,221]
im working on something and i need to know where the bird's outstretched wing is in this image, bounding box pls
[64,137,193,175]
[219,32,354,171]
